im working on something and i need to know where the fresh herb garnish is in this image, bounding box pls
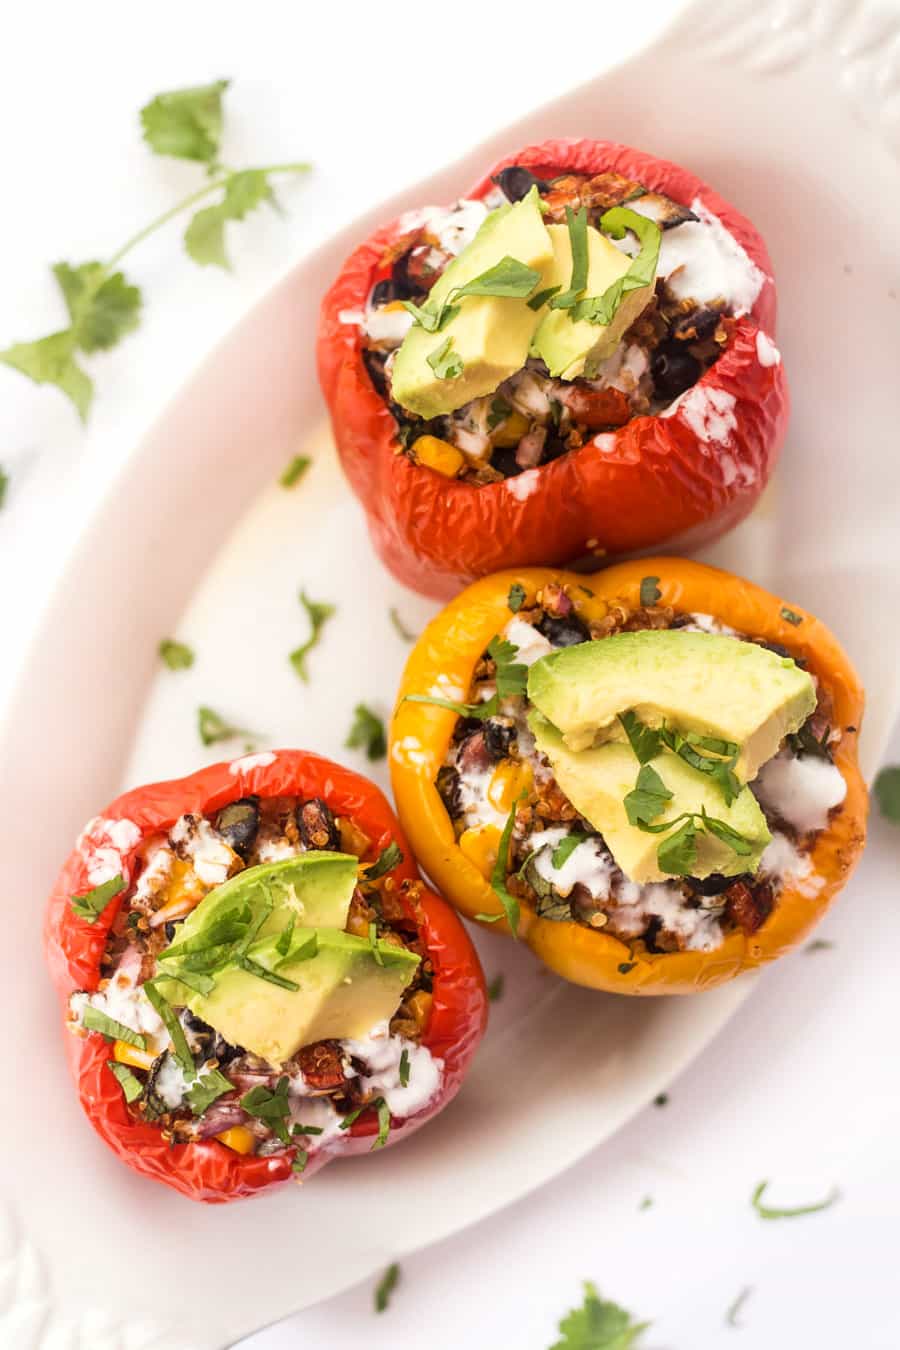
[550,206,589,310]
[276,913,296,958]
[169,968,215,997]
[618,710,662,765]
[489,797,523,936]
[280,454,311,488]
[658,724,741,806]
[426,336,464,381]
[237,956,300,991]
[373,1097,391,1149]
[364,841,403,882]
[550,1280,650,1350]
[639,1195,653,1212]
[143,984,196,1077]
[292,1122,324,1136]
[339,1103,365,1130]
[488,396,513,429]
[551,832,591,868]
[83,1007,146,1049]
[399,1048,410,1086]
[241,1076,292,1144]
[806,938,834,953]
[618,962,636,974]
[107,1060,144,1103]
[527,284,561,311]
[404,256,540,334]
[368,921,385,967]
[780,606,804,626]
[751,1180,840,1220]
[290,591,336,682]
[292,1150,308,1173]
[70,873,125,924]
[874,766,900,823]
[633,805,753,875]
[487,634,528,696]
[700,806,755,855]
[474,912,504,923]
[623,764,672,827]
[656,816,698,875]
[726,1286,754,1328]
[375,1261,401,1313]
[185,1068,234,1115]
[570,207,661,328]
[639,575,661,607]
[486,974,505,1002]
[159,639,194,670]
[389,607,417,642]
[1,80,309,421]
[788,721,833,761]
[346,704,387,760]
[507,582,527,613]
[197,705,256,747]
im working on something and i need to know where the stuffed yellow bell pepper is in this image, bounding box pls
[390,558,867,994]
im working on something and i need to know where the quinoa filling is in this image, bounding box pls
[436,587,848,953]
[346,164,767,484]
[69,795,440,1157]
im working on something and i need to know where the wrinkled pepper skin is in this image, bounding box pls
[390,559,867,994]
[45,751,487,1202]
[318,139,789,599]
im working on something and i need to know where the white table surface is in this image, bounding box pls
[3,4,898,1347]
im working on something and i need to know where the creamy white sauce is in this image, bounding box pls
[613,884,723,951]
[755,331,781,367]
[428,672,467,703]
[680,612,740,636]
[343,1020,442,1117]
[77,816,142,885]
[70,949,167,1053]
[170,815,234,886]
[229,751,276,774]
[154,1053,193,1110]
[654,200,766,317]
[132,844,174,905]
[412,199,489,256]
[504,616,554,666]
[754,751,847,835]
[662,384,737,447]
[528,827,615,900]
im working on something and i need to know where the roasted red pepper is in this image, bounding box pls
[45,751,487,1203]
[318,137,789,599]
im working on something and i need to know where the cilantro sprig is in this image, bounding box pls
[1,79,310,421]
[549,1281,649,1350]
[69,874,125,924]
[488,795,525,936]
[405,633,527,720]
[241,1076,291,1144]
[570,207,661,328]
[107,1060,144,1104]
[402,255,541,335]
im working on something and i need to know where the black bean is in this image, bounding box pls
[492,165,551,203]
[215,796,260,860]
[686,872,750,897]
[652,342,701,400]
[484,719,516,761]
[390,250,422,300]
[452,717,483,744]
[536,613,590,648]
[164,921,178,942]
[490,445,525,478]
[362,347,389,399]
[672,306,720,343]
[297,798,341,850]
[436,765,462,818]
[371,278,400,307]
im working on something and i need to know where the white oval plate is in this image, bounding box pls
[2,1,898,1345]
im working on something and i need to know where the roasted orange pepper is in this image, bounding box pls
[390,558,867,994]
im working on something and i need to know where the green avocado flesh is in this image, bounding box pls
[154,852,418,1065]
[530,713,771,884]
[391,187,556,418]
[527,630,816,783]
[532,222,655,379]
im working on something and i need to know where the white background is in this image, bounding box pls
[3,3,899,1347]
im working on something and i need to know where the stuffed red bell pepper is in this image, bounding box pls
[318,137,788,599]
[45,750,487,1203]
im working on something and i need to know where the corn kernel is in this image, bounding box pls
[458,824,502,879]
[408,990,434,1032]
[487,760,534,813]
[491,409,530,448]
[216,1126,256,1155]
[414,435,464,479]
[339,817,372,858]
[113,1040,156,1072]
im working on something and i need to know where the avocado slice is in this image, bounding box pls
[532,222,655,379]
[527,631,816,783]
[391,186,556,419]
[180,928,420,1066]
[530,714,770,884]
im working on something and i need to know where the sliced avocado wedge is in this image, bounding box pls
[528,631,816,783]
[532,219,656,379]
[391,186,556,419]
[530,713,771,884]
[179,928,420,1066]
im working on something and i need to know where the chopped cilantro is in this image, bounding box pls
[507,582,527,613]
[487,974,505,1002]
[550,206,589,310]
[618,710,662,765]
[426,336,464,380]
[364,841,403,882]
[290,591,336,682]
[185,1068,234,1115]
[639,575,661,607]
[346,703,387,760]
[874,766,900,823]
[292,1149,308,1173]
[372,1097,391,1149]
[549,1281,650,1350]
[197,705,256,747]
[280,454,311,488]
[159,638,194,670]
[374,1261,401,1313]
[69,873,124,924]
[368,921,385,967]
[399,1048,410,1086]
[237,956,300,991]
[551,832,591,868]
[142,981,195,1077]
[571,208,661,328]
[83,1007,146,1049]
[489,797,523,936]
[107,1060,144,1103]
[527,284,561,310]
[389,607,417,642]
[623,764,672,827]
[241,1076,291,1144]
[751,1180,840,1220]
[780,606,803,626]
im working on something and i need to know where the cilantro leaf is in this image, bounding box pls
[660,725,741,805]
[70,873,125,924]
[399,1048,410,1086]
[571,208,661,328]
[426,336,464,380]
[238,956,300,990]
[290,590,335,681]
[451,255,540,300]
[487,635,528,697]
[656,816,697,875]
[389,607,417,642]
[874,766,900,823]
[550,206,589,310]
[368,920,385,967]
[639,575,661,607]
[487,974,505,1002]
[404,693,498,720]
[372,1096,392,1150]
[399,298,454,334]
[107,1060,144,1104]
[196,704,256,746]
[143,982,195,1077]
[551,832,591,868]
[185,1068,234,1116]
[623,764,672,827]
[374,1262,400,1313]
[346,704,387,760]
[241,1075,291,1144]
[507,582,527,613]
[699,806,754,856]
[725,1286,753,1328]
[527,284,561,311]
[550,1281,650,1350]
[140,79,230,164]
[185,168,275,269]
[52,262,142,353]
[489,798,523,936]
[280,455,311,488]
[0,331,93,421]
[159,639,194,670]
[780,606,804,626]
[83,1006,146,1049]
[488,396,512,429]
[364,841,403,882]
[618,711,662,765]
[751,1180,840,1220]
